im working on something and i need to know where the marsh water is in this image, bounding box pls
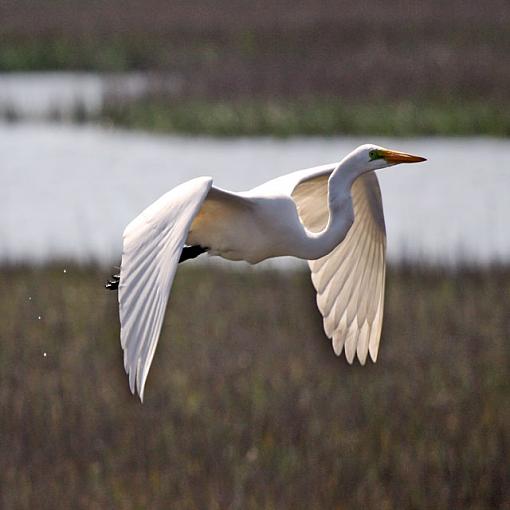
[2,121,509,266]
[0,72,180,120]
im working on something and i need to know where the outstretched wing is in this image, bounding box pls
[118,176,212,401]
[292,172,386,364]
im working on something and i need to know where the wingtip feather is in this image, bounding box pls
[368,301,383,363]
[129,373,136,395]
[344,326,357,364]
[356,321,370,365]
[332,333,345,356]
[369,341,380,363]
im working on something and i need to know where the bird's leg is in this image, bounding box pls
[179,245,208,263]
[105,272,120,290]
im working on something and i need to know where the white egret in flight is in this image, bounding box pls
[106,144,426,400]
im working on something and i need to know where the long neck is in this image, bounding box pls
[298,156,360,260]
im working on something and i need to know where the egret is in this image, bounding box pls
[106,144,426,400]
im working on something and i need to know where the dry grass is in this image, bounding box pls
[1,0,510,102]
[0,264,509,509]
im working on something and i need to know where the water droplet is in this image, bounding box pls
[28,296,32,301]
[43,352,47,357]
[38,316,42,320]
[63,269,67,274]
[246,447,258,462]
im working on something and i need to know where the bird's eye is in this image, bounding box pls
[369,150,377,160]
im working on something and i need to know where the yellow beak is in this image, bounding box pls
[382,149,427,164]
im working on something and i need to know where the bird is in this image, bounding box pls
[106,144,426,401]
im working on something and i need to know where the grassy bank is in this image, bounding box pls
[102,98,510,137]
[0,264,509,509]
[4,95,510,136]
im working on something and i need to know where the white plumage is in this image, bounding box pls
[114,144,426,400]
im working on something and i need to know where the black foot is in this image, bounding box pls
[105,273,120,290]
[179,245,208,263]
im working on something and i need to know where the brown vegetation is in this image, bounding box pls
[1,0,510,102]
[0,264,509,509]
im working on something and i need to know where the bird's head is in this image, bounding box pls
[350,144,427,172]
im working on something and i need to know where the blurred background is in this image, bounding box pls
[1,1,509,508]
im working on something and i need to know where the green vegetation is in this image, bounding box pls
[102,98,510,137]
[1,264,508,509]
[3,96,509,136]
[0,39,140,72]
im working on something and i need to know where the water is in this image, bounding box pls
[0,72,181,120]
[2,121,509,266]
